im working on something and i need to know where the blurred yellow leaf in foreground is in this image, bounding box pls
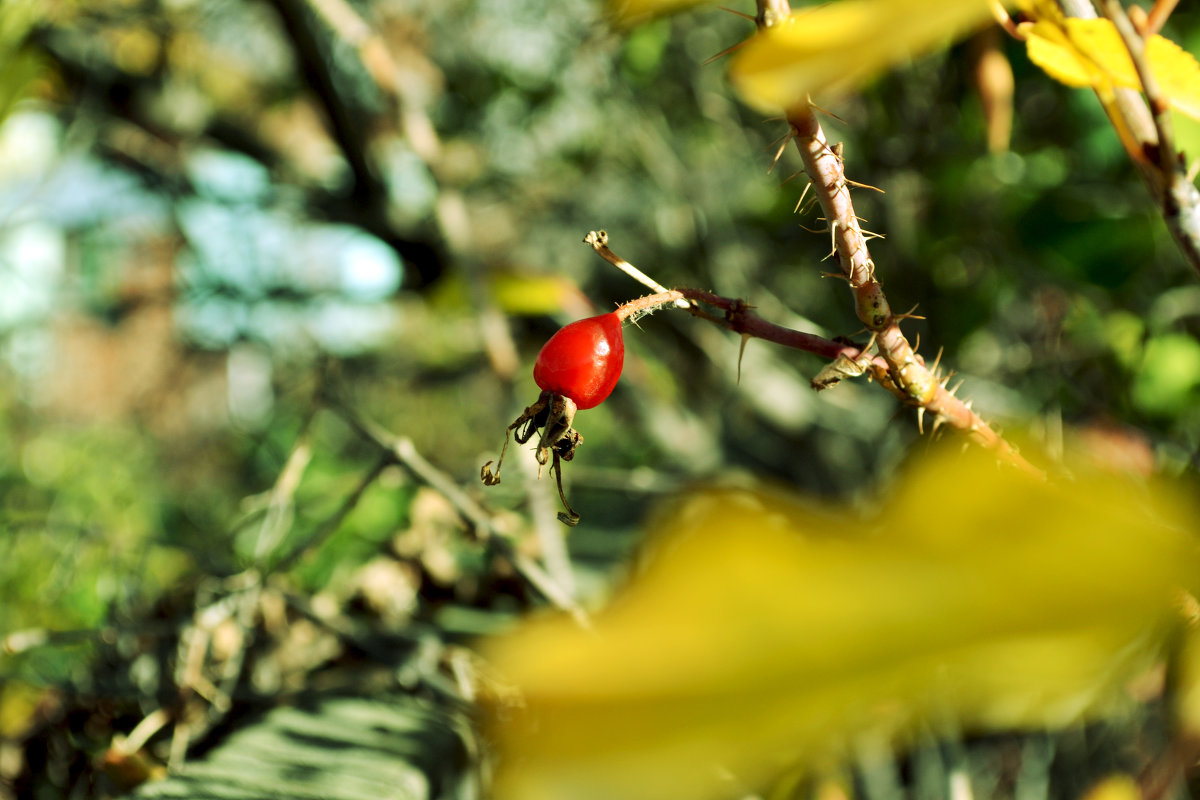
[483,448,1200,800]
[728,0,996,111]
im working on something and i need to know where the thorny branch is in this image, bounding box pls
[732,0,1042,478]
[589,6,1042,478]
[584,3,1043,478]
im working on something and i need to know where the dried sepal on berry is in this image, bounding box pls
[481,390,584,526]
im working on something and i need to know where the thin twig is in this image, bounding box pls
[330,402,496,533]
[516,441,577,596]
[990,0,1024,40]
[325,398,592,628]
[683,289,875,363]
[584,230,691,308]
[1103,0,1176,175]
[269,455,392,574]
[610,284,874,363]
[1144,0,1180,37]
[252,413,315,563]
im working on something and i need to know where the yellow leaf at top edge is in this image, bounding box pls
[1147,34,1200,120]
[1025,16,1200,121]
[1024,19,1117,89]
[728,0,996,111]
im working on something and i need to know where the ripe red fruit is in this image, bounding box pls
[482,310,627,526]
[532,311,624,410]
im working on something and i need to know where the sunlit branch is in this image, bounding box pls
[1103,0,1176,175]
[739,0,1043,478]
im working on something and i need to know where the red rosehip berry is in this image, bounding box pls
[532,311,624,410]
[481,311,626,526]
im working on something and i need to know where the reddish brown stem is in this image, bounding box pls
[615,288,878,365]
[1144,0,1180,37]
[591,224,1040,475]
[788,113,1038,474]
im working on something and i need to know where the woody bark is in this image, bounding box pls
[757,0,1041,476]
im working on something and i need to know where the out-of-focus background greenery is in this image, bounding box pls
[2,0,1200,797]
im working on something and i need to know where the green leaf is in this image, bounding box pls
[1132,333,1200,416]
[134,695,469,800]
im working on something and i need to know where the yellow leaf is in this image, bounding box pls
[728,0,996,111]
[1024,16,1200,120]
[1080,775,1142,800]
[428,271,585,317]
[483,448,1200,800]
[1015,0,1064,22]
[0,680,45,739]
[1173,613,1200,739]
[1147,34,1200,120]
[488,272,582,316]
[1025,20,1109,88]
[607,0,711,28]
